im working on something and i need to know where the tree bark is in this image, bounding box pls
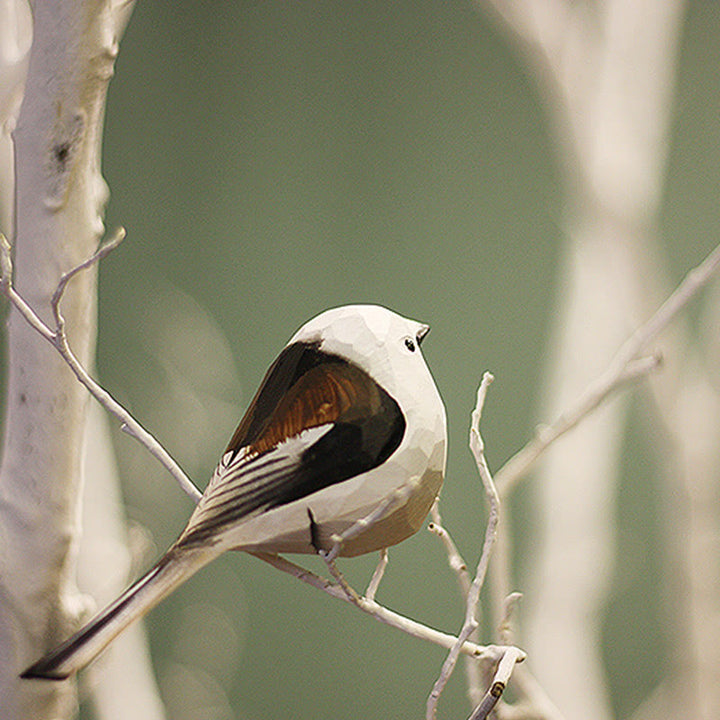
[0,1,134,717]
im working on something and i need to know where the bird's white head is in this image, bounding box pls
[290,304,444,430]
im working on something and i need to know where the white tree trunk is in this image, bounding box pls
[0,1,136,717]
[482,1,689,717]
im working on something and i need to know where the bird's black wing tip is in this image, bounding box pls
[20,662,70,681]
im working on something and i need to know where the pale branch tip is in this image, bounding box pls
[619,352,663,383]
[470,372,495,468]
[51,225,127,311]
[472,372,495,424]
[498,591,524,644]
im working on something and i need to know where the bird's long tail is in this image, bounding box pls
[21,546,212,681]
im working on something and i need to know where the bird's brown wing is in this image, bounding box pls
[226,341,384,457]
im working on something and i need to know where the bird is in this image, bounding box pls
[21,304,447,680]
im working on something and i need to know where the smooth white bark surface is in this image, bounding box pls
[481,1,690,717]
[0,2,139,717]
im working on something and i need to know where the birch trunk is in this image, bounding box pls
[0,1,134,717]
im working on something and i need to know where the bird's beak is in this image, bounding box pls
[416,324,430,346]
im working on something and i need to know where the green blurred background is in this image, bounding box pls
[71,1,720,718]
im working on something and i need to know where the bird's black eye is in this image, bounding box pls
[404,337,416,352]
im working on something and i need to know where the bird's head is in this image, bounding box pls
[290,304,440,418]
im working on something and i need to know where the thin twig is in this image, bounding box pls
[51,227,127,313]
[469,373,501,596]
[316,479,423,601]
[0,231,203,503]
[365,549,389,602]
[429,499,471,597]
[495,242,720,498]
[1,234,57,342]
[427,372,504,719]
[321,555,362,606]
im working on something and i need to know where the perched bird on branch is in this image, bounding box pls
[22,304,447,680]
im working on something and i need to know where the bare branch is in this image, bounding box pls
[0,231,202,503]
[365,549,388,602]
[248,551,512,663]
[495,242,720,498]
[429,499,471,598]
